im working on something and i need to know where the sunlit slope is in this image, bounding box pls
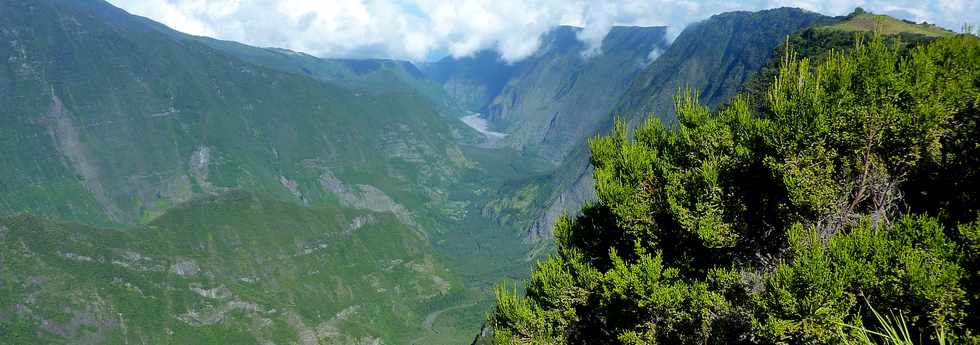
[820,10,955,37]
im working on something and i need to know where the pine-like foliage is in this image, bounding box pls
[488,33,980,345]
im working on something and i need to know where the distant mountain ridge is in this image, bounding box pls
[615,7,836,122]
[424,25,669,162]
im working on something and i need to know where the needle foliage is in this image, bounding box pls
[489,33,980,345]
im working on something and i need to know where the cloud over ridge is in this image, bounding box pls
[107,0,979,62]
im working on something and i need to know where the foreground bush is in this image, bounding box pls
[489,33,980,345]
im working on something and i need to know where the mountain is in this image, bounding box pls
[425,26,669,162]
[526,8,959,243]
[0,0,503,343]
[474,9,976,344]
[615,8,834,122]
[423,50,521,115]
[4,1,967,344]
[191,40,463,117]
[0,0,470,228]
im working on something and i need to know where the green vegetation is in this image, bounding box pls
[0,0,534,343]
[488,33,980,344]
[4,1,976,344]
[0,0,470,229]
[821,11,954,38]
[0,192,482,344]
[515,8,837,249]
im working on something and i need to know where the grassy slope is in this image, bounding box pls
[820,12,954,37]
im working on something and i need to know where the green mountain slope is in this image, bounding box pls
[192,39,464,117]
[615,8,834,122]
[0,0,468,228]
[0,192,481,344]
[0,0,515,343]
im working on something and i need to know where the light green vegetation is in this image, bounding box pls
[820,9,955,37]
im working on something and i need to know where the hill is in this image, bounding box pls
[820,9,954,37]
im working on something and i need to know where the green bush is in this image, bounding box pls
[489,33,980,345]
[756,216,966,344]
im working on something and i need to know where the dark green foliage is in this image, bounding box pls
[757,216,965,343]
[489,33,980,344]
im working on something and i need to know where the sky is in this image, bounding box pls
[106,0,979,62]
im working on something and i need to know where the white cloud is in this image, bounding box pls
[106,0,979,62]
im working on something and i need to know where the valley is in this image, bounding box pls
[1,1,974,344]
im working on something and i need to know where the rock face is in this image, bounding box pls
[423,51,522,114]
[425,26,669,162]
